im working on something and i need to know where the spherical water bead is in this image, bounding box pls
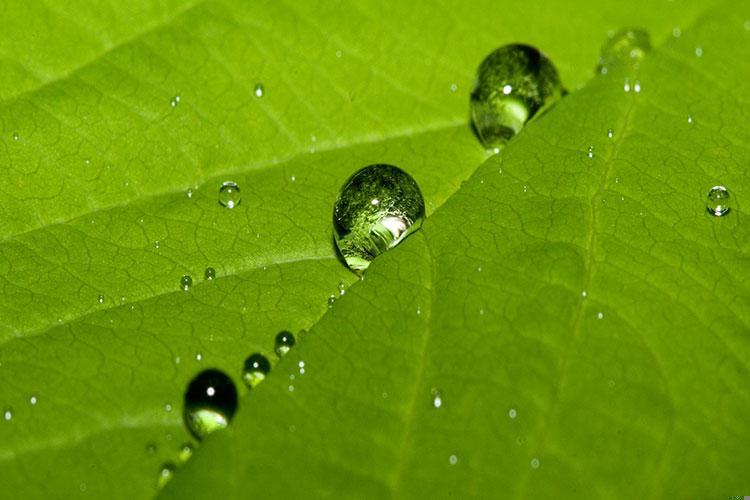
[3,408,12,421]
[531,457,541,469]
[97,294,105,304]
[607,128,614,139]
[333,164,425,271]
[178,442,194,463]
[183,369,238,440]
[157,463,176,489]
[180,275,193,291]
[275,331,296,357]
[431,388,443,408]
[706,186,731,216]
[170,95,181,108]
[254,83,264,98]
[218,181,241,209]
[587,146,594,158]
[449,454,458,465]
[12,133,19,141]
[204,267,216,280]
[470,44,564,148]
[242,353,271,388]
[508,408,517,419]
[596,28,651,74]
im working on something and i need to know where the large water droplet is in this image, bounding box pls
[157,463,176,489]
[275,331,296,357]
[243,353,271,388]
[183,369,238,440]
[180,275,193,291]
[597,28,650,74]
[218,181,241,208]
[333,164,425,271]
[706,186,731,216]
[470,44,564,148]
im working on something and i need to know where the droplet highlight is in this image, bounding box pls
[706,186,731,217]
[157,463,176,489]
[183,369,238,440]
[254,83,264,98]
[431,388,443,408]
[180,275,193,291]
[470,44,564,148]
[218,181,241,209]
[204,267,216,280]
[178,443,194,463]
[275,331,296,357]
[243,353,271,388]
[333,164,425,271]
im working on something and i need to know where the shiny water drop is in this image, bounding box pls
[337,281,346,296]
[607,128,614,139]
[12,133,19,141]
[183,369,238,440]
[597,28,650,74]
[186,188,193,198]
[195,352,203,361]
[706,186,731,216]
[157,463,176,489]
[672,27,682,38]
[597,312,604,319]
[531,457,540,469]
[218,181,241,208]
[633,80,642,93]
[29,395,38,406]
[470,44,564,148]
[333,164,425,271]
[178,442,194,463]
[508,408,517,419]
[431,388,443,408]
[146,441,157,454]
[623,78,631,92]
[204,267,216,280]
[587,146,594,158]
[165,403,173,413]
[449,454,458,465]
[3,408,12,421]
[687,115,694,124]
[695,47,703,57]
[97,294,105,304]
[170,95,180,108]
[242,353,271,388]
[180,275,193,291]
[327,295,336,308]
[154,240,161,249]
[254,83,264,97]
[275,331,296,357]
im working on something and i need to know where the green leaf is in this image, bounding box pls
[0,0,747,499]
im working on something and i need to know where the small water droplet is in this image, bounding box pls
[623,78,631,92]
[597,28,650,73]
[157,463,176,488]
[204,267,216,280]
[170,95,181,108]
[178,442,194,463]
[218,181,241,209]
[508,408,517,419]
[337,281,347,296]
[183,369,238,440]
[672,27,682,38]
[146,441,157,454]
[254,83,264,97]
[695,47,703,57]
[335,50,343,58]
[154,240,161,249]
[275,331,296,357]
[416,306,422,316]
[587,146,594,158]
[449,454,458,465]
[3,408,12,421]
[531,457,540,469]
[633,80,642,93]
[165,403,173,413]
[597,312,604,319]
[195,352,203,362]
[298,360,305,375]
[333,164,425,271]
[706,186,731,216]
[97,294,105,304]
[186,188,193,198]
[243,353,271,388]
[288,385,295,392]
[687,115,694,124]
[290,175,296,182]
[180,275,193,291]
[471,44,564,148]
[431,388,443,408]
[29,395,38,406]
[607,128,614,139]
[327,295,336,308]
[12,133,19,141]
[450,83,458,92]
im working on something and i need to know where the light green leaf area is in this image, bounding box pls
[0,0,746,499]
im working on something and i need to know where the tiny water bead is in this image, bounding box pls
[607,128,614,139]
[449,454,458,465]
[12,133,19,141]
[204,267,216,280]
[183,369,238,440]
[275,331,296,357]
[218,181,241,208]
[470,44,564,148]
[431,388,443,408]
[254,83,264,97]
[180,275,193,291]
[97,294,105,304]
[333,164,425,271]
[597,28,651,74]
[170,95,181,108]
[178,442,194,463]
[242,353,271,388]
[3,408,12,421]
[587,146,594,158]
[157,463,176,488]
[706,186,731,216]
[29,395,38,405]
[508,408,517,419]
[531,457,541,469]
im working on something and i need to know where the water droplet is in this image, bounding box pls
[450,83,458,92]
[178,442,194,463]
[672,27,682,38]
[623,78,631,92]
[431,388,443,408]
[706,186,731,216]
[180,275,193,291]
[470,44,564,148]
[416,306,422,316]
[337,281,346,296]
[582,290,587,298]
[204,267,216,280]
[633,80,642,93]
[242,353,271,388]
[154,240,161,249]
[508,408,517,419]
[607,128,614,139]
[687,115,694,124]
[597,28,650,74]
[3,408,12,421]
[587,146,594,158]
[254,83,264,97]
[530,457,540,469]
[298,360,305,375]
[29,395,38,405]
[12,133,19,141]
[449,454,458,465]
[195,352,203,362]
[183,369,238,440]
[327,295,336,308]
[157,463,176,488]
[218,181,241,209]
[165,403,173,413]
[597,312,604,319]
[186,188,193,198]
[97,294,105,304]
[170,95,181,108]
[333,164,425,271]
[275,331,296,357]
[335,50,343,58]
[288,385,295,392]
[695,47,703,57]
[146,441,157,454]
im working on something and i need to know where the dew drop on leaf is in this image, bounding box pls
[508,408,517,419]
[242,353,271,388]
[3,408,12,421]
[687,115,694,124]
[587,146,595,158]
[183,369,238,440]
[449,454,458,465]
[218,181,241,209]
[170,95,180,108]
[596,27,650,74]
[12,133,19,141]
[333,164,425,271]
[607,128,614,139]
[186,188,193,198]
[470,44,564,148]
[254,83,264,97]
[180,275,193,291]
[431,388,443,408]
[204,267,216,280]
[706,186,731,216]
[531,457,541,469]
[178,442,194,463]
[146,441,157,454]
[275,331,296,357]
[97,294,105,304]
[29,395,38,406]
[157,463,176,489]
